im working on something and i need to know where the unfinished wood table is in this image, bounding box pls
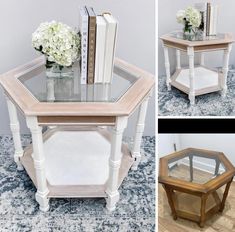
[160,32,234,105]
[159,148,235,227]
[0,56,154,212]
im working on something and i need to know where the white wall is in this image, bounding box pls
[158,0,235,76]
[179,134,235,166]
[158,134,180,157]
[0,0,155,136]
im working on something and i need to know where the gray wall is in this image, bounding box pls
[0,0,155,136]
[158,0,235,76]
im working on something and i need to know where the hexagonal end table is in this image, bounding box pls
[160,31,234,105]
[159,148,235,227]
[0,56,154,211]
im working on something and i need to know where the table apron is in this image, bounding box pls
[37,115,116,126]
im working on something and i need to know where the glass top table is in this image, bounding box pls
[159,148,235,227]
[169,31,227,42]
[19,64,136,103]
[167,151,226,184]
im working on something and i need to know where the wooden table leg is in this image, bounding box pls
[132,93,150,170]
[199,194,208,228]
[189,155,193,182]
[220,178,233,212]
[106,116,128,211]
[5,95,24,170]
[26,116,49,212]
[164,185,178,220]
[187,47,195,105]
[221,44,232,97]
[214,158,220,176]
[176,49,181,70]
[163,45,171,90]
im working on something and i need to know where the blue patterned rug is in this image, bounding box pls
[0,135,155,232]
[158,67,235,116]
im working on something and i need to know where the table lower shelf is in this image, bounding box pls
[171,66,222,96]
[21,126,134,198]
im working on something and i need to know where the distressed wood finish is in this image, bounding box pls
[0,57,154,117]
[159,148,235,227]
[160,32,234,105]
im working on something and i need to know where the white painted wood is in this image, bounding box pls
[200,53,205,66]
[176,49,181,69]
[187,47,195,105]
[106,116,128,211]
[176,67,218,90]
[163,46,171,90]
[221,44,232,97]
[42,131,111,185]
[132,95,150,170]
[5,95,24,170]
[26,116,49,212]
[46,78,55,102]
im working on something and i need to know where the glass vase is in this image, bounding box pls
[45,60,74,79]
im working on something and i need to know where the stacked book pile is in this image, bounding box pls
[79,6,118,85]
[195,2,218,36]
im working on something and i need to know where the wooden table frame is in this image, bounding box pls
[0,57,154,212]
[160,32,234,105]
[159,148,235,227]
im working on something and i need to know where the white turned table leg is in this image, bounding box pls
[221,44,232,97]
[106,116,128,211]
[176,49,181,70]
[163,46,171,90]
[132,94,150,170]
[5,95,24,170]
[200,53,205,66]
[188,47,195,105]
[26,117,49,212]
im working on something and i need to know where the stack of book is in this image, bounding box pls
[79,6,118,85]
[195,2,218,36]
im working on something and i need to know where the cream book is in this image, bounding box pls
[94,16,107,83]
[103,13,118,83]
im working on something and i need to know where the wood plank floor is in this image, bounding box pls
[158,166,235,231]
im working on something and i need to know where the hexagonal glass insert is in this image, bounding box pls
[19,63,137,103]
[169,31,227,42]
[168,151,226,184]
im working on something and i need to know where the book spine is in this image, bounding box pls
[213,5,218,35]
[206,3,210,36]
[79,8,88,84]
[87,14,96,84]
[103,15,118,83]
[209,5,214,35]
[94,17,106,83]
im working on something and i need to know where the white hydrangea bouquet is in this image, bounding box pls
[176,7,201,34]
[32,21,80,69]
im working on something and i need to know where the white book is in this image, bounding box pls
[94,16,107,83]
[212,5,218,35]
[79,6,89,84]
[103,14,118,83]
[209,5,214,35]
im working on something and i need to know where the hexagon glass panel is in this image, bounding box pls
[19,61,136,103]
[167,150,227,184]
